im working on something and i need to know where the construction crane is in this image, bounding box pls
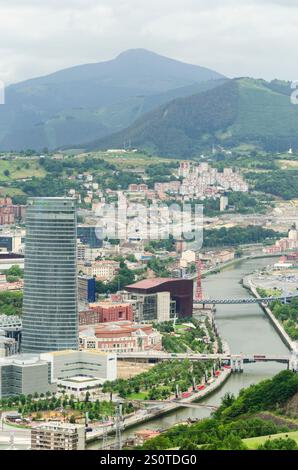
[194,260,203,301]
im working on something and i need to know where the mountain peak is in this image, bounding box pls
[116,48,157,59]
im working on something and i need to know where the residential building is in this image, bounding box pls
[78,276,96,304]
[31,422,85,450]
[220,196,229,212]
[0,198,15,225]
[78,260,120,281]
[0,232,24,253]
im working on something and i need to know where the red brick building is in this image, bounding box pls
[79,302,133,325]
[80,321,162,353]
[0,198,14,225]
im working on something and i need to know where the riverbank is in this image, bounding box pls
[202,252,281,278]
[243,276,294,351]
[86,367,231,444]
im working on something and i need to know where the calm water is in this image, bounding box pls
[89,257,289,448]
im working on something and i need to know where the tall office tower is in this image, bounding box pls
[22,198,78,353]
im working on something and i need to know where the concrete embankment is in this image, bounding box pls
[86,368,231,443]
[243,276,294,351]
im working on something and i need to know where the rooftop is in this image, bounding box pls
[125,277,177,290]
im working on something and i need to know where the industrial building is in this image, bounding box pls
[125,278,194,320]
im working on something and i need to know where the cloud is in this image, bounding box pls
[0,0,297,84]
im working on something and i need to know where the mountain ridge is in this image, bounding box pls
[0,49,225,151]
[85,77,297,157]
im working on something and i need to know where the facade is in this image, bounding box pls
[0,354,56,398]
[125,278,193,318]
[220,196,229,212]
[79,302,133,325]
[78,260,119,281]
[0,332,18,357]
[123,291,174,323]
[40,349,117,383]
[77,225,102,249]
[80,322,162,353]
[78,276,96,304]
[0,198,15,225]
[0,315,22,353]
[0,198,26,225]
[22,198,78,353]
[0,233,23,253]
[0,253,24,270]
[31,422,85,450]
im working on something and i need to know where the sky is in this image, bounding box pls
[0,0,298,85]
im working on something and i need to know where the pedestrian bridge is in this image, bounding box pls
[194,293,298,305]
[134,400,218,410]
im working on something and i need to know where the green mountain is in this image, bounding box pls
[87,78,298,156]
[0,49,224,151]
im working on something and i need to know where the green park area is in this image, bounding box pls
[153,319,217,354]
[102,359,214,401]
[243,430,298,449]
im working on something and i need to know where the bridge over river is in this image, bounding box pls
[194,293,298,305]
[117,351,298,372]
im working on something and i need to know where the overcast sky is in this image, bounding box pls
[1,0,298,85]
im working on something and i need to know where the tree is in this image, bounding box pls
[257,438,298,450]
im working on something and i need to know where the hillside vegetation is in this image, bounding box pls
[136,371,298,450]
[91,78,298,156]
[0,49,224,151]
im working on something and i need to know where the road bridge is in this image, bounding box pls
[117,351,298,371]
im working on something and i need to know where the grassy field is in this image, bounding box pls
[80,150,178,169]
[278,159,298,170]
[126,391,149,400]
[0,158,46,182]
[243,430,298,449]
[0,186,25,197]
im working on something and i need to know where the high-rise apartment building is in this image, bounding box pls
[22,198,78,353]
[31,422,85,450]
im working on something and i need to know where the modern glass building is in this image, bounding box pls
[22,198,78,353]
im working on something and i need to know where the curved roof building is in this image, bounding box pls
[125,277,193,318]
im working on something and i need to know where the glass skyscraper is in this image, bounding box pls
[22,198,78,353]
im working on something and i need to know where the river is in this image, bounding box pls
[89,257,289,449]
